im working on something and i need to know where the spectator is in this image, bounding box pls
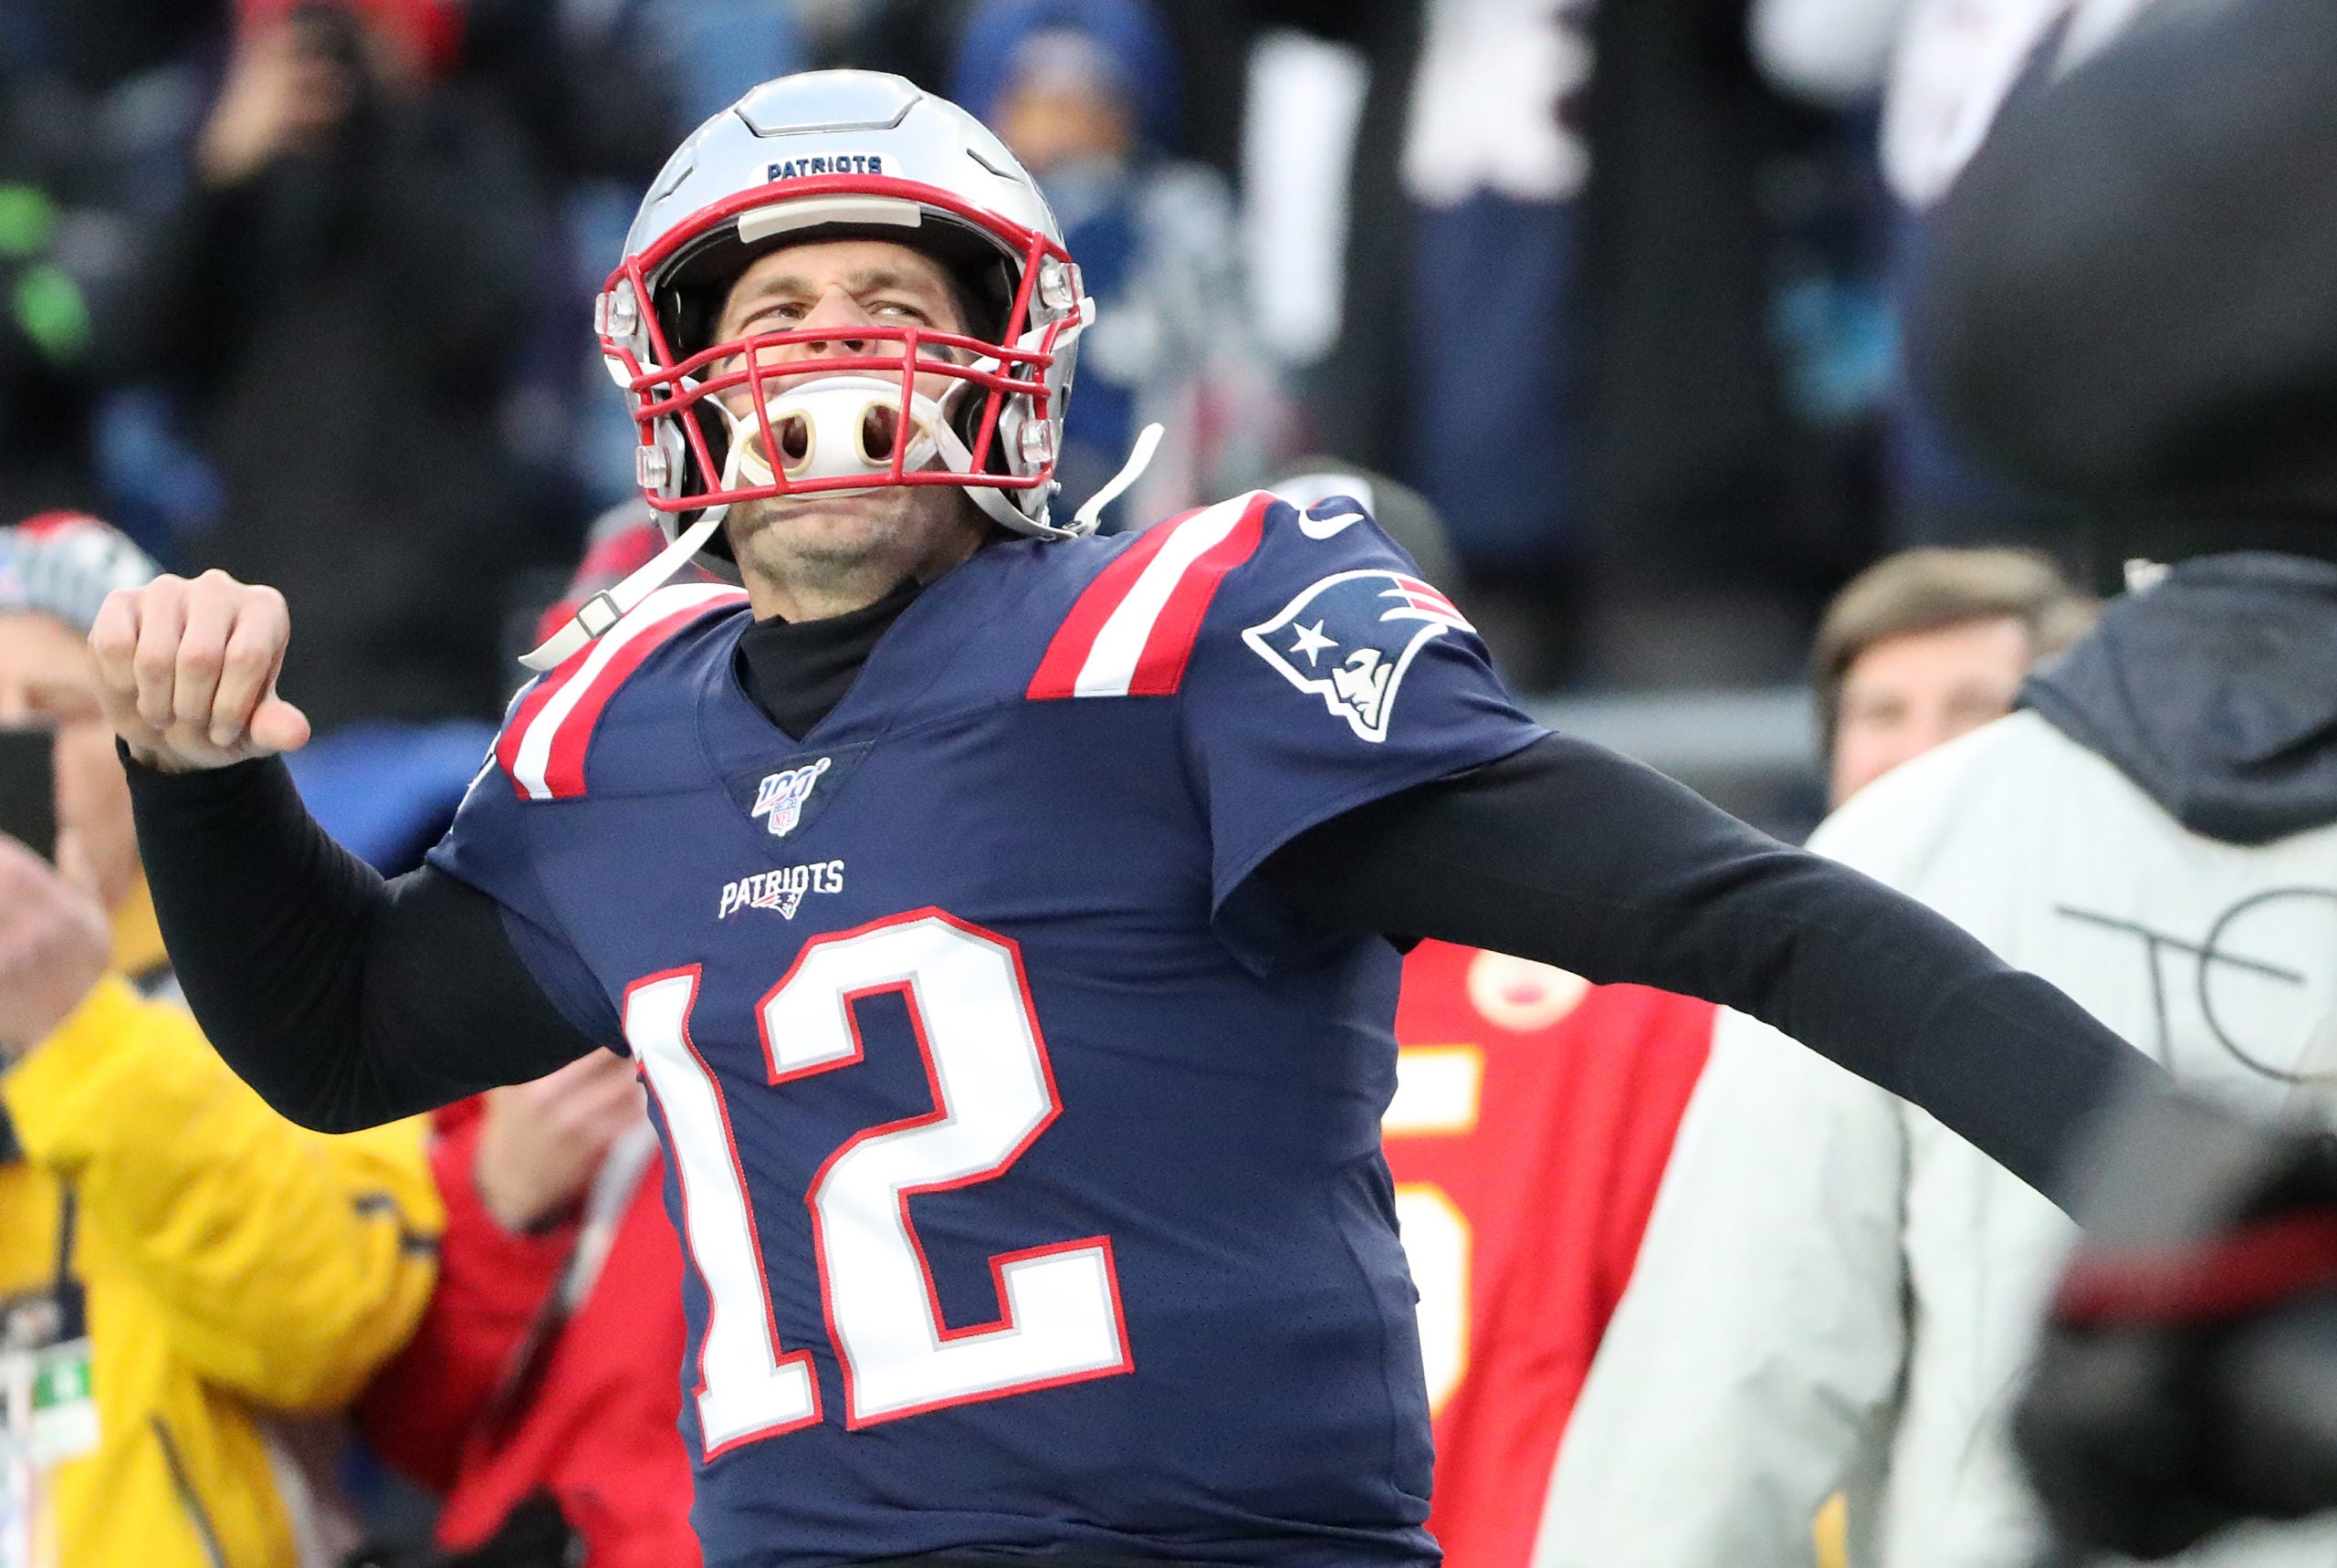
[0,511,441,1568]
[359,1059,690,1568]
[1540,549,2337,1568]
[1875,5,2337,1552]
[1915,0,2337,514]
[1813,545,2095,804]
[1255,0,1596,681]
[1386,944,1715,1568]
[454,0,692,518]
[1264,0,1872,690]
[457,0,684,183]
[1748,0,2150,550]
[0,139,100,528]
[1399,0,1590,665]
[0,0,228,538]
[953,0,1288,528]
[109,0,552,731]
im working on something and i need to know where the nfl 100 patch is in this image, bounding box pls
[719,742,870,842]
[750,758,832,837]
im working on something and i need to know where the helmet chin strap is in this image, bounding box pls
[1071,422,1164,535]
[519,504,728,672]
[519,379,1164,672]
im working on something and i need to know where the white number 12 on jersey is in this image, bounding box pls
[624,910,1132,1452]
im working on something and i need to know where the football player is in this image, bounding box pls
[94,72,2159,1567]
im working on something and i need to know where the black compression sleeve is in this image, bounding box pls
[126,753,601,1132]
[1260,734,2164,1206]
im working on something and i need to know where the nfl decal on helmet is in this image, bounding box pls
[527,71,1161,672]
[1243,571,1476,743]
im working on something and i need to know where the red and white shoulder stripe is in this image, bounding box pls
[498,582,748,801]
[1026,492,1274,701]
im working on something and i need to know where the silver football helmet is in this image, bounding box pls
[528,71,1147,671]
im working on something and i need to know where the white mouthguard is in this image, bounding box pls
[721,375,952,491]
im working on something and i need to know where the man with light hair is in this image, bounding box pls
[1813,546,2095,805]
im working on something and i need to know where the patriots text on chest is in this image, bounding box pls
[718,861,845,920]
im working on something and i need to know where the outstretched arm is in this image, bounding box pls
[93,572,603,1132]
[1263,733,2162,1205]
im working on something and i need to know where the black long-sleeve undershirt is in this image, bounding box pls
[127,726,2155,1207]
[132,753,589,1127]
[1263,739,2153,1202]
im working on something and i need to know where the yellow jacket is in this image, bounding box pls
[0,887,441,1568]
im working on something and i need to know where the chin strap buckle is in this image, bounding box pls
[519,507,728,673]
[576,591,624,638]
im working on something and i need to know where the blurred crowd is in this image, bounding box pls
[4,0,2337,1566]
[0,0,2148,723]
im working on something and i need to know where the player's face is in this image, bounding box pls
[707,240,987,621]
[0,611,139,911]
[1830,614,2031,806]
[709,238,971,402]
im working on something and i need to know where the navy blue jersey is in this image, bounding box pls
[429,493,1546,1567]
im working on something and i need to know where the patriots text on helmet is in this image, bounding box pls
[766,155,886,180]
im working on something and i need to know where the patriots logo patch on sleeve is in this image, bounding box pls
[1242,571,1475,743]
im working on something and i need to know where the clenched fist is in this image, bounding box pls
[89,570,312,772]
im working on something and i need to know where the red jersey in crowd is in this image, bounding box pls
[359,1101,699,1568]
[1386,941,1716,1568]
